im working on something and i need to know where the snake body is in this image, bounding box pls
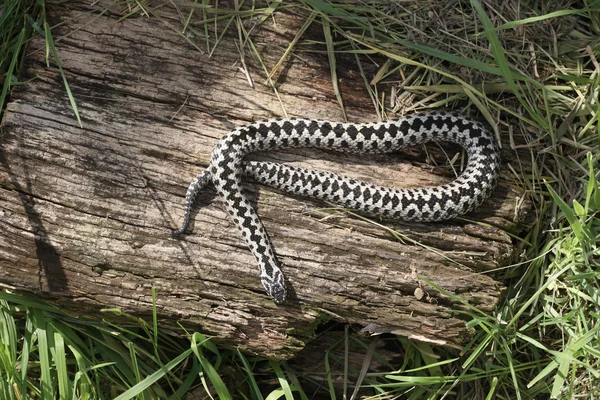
[172,110,501,303]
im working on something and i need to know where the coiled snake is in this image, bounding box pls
[172,110,501,303]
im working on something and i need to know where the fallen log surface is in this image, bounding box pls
[0,0,531,359]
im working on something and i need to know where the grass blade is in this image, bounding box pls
[237,349,264,400]
[269,360,294,400]
[33,311,55,400]
[191,333,230,399]
[53,331,70,400]
[113,348,193,400]
[43,19,82,128]
[322,16,346,121]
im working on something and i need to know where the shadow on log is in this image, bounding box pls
[0,0,531,359]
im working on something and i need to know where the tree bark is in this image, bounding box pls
[0,0,531,359]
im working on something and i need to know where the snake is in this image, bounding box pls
[172,110,501,303]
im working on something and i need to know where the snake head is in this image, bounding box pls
[263,268,287,304]
[269,284,287,304]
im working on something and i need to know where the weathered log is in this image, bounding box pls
[0,0,530,359]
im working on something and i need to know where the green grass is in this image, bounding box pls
[0,0,37,112]
[1,0,599,398]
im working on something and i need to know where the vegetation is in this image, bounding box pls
[1,0,599,398]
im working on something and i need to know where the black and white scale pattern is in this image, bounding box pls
[172,110,501,303]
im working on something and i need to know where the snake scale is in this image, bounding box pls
[172,110,501,303]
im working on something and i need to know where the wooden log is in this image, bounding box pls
[0,0,530,359]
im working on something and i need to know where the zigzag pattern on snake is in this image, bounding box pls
[172,110,501,303]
